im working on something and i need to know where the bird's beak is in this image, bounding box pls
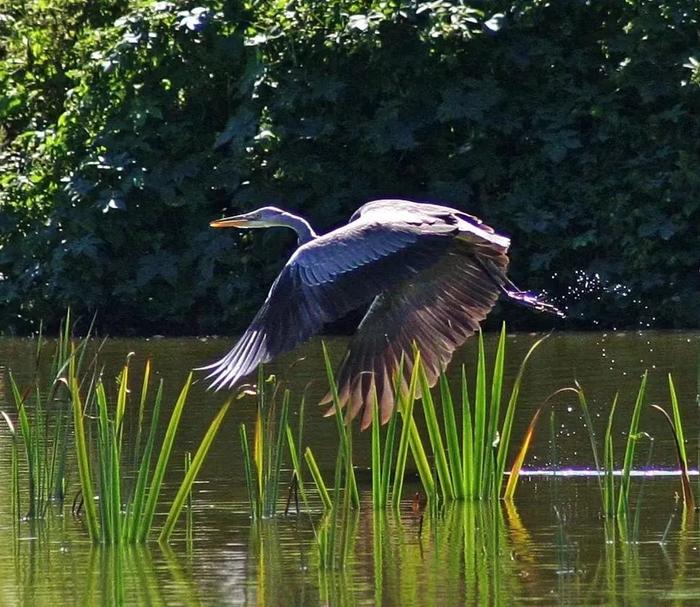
[209,216,251,228]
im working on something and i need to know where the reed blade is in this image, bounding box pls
[473,331,487,497]
[159,401,230,543]
[240,423,258,518]
[132,358,152,471]
[304,447,332,512]
[285,424,309,509]
[69,360,100,542]
[603,394,618,519]
[380,355,405,506]
[495,333,549,495]
[254,405,264,513]
[668,375,689,469]
[128,380,164,541]
[483,325,506,495]
[651,404,695,509]
[575,383,604,500]
[268,389,290,516]
[407,416,436,500]
[392,352,430,505]
[418,361,453,500]
[321,342,359,509]
[371,387,382,511]
[439,373,464,499]
[617,372,647,519]
[9,373,36,517]
[503,408,541,501]
[461,367,474,499]
[137,373,193,542]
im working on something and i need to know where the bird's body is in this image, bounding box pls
[202,199,561,428]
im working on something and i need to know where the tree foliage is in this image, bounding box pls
[1,0,699,334]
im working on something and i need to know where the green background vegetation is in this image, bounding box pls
[1,0,699,335]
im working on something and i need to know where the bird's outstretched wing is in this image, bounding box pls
[322,236,511,429]
[201,213,463,390]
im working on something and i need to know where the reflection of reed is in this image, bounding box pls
[244,501,533,605]
[249,519,318,606]
[356,501,532,605]
[6,521,202,605]
[0,365,5,406]
[87,544,201,606]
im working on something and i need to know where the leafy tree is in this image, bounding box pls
[1,1,699,334]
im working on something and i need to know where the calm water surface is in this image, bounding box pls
[1,331,700,605]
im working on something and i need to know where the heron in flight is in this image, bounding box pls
[202,199,562,429]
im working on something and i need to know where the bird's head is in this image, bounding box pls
[209,206,289,229]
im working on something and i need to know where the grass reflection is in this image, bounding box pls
[4,481,698,605]
[6,522,202,606]
[243,487,694,605]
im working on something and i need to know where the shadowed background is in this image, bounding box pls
[1,0,699,336]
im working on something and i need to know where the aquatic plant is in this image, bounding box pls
[282,326,547,514]
[396,326,548,503]
[238,369,293,519]
[616,372,648,521]
[2,311,97,518]
[0,410,20,522]
[650,374,695,508]
[281,325,544,528]
[576,373,652,536]
[71,356,229,544]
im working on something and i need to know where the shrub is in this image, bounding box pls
[1,1,699,334]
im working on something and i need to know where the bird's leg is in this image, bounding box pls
[501,276,565,317]
[284,472,300,515]
[477,257,565,317]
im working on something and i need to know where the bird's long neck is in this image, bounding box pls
[283,212,317,245]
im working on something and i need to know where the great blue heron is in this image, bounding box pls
[201,199,562,429]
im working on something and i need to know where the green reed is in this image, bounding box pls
[617,372,648,520]
[282,345,366,569]
[1,311,97,518]
[238,327,547,518]
[0,410,20,521]
[650,374,695,508]
[382,326,548,504]
[292,326,548,512]
[303,435,352,569]
[238,368,292,519]
[576,373,649,530]
[71,355,229,544]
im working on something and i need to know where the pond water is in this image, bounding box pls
[1,331,700,605]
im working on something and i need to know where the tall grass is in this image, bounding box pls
[1,311,98,518]
[238,369,292,518]
[71,355,229,543]
[576,372,651,536]
[244,326,549,522]
[650,374,696,509]
[283,325,547,524]
[373,326,548,504]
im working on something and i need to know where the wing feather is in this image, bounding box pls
[325,239,508,429]
[202,217,455,390]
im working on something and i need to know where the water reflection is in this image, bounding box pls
[4,520,201,605]
[2,479,700,605]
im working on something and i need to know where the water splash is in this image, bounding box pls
[547,270,663,375]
